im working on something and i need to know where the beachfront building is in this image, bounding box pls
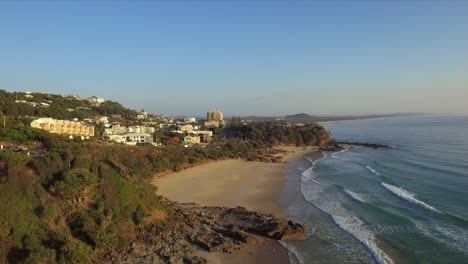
[184,136,201,144]
[31,118,95,137]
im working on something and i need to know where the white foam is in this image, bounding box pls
[299,162,393,264]
[332,215,394,264]
[301,167,314,179]
[415,222,468,254]
[344,189,367,203]
[279,241,305,264]
[366,166,381,176]
[331,149,349,159]
[381,182,441,214]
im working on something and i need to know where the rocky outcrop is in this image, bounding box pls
[96,202,307,264]
[336,141,394,149]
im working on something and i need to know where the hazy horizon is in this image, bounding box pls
[1,2,467,117]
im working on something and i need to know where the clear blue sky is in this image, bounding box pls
[1,1,467,116]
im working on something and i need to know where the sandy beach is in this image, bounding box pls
[152,146,318,264]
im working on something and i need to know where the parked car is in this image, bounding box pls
[12,146,28,152]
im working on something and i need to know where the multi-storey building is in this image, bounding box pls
[205,109,225,127]
[31,118,95,137]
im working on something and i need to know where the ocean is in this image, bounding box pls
[279,115,468,264]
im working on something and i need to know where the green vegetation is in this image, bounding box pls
[0,130,169,263]
[225,121,333,147]
[0,91,334,263]
[0,89,137,122]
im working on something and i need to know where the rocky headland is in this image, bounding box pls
[336,141,394,149]
[96,202,307,264]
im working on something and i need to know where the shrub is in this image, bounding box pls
[132,204,147,225]
[59,238,93,263]
[52,169,98,200]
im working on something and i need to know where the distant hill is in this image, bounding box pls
[284,113,318,120]
[240,113,418,123]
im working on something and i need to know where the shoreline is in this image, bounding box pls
[152,146,319,263]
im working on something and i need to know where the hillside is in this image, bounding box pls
[0,89,138,122]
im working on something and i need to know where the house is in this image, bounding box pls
[87,96,105,105]
[190,131,213,142]
[179,124,194,132]
[40,102,50,108]
[128,126,155,134]
[184,117,196,123]
[166,137,180,144]
[184,136,201,144]
[136,112,148,120]
[104,124,127,136]
[117,133,153,145]
[95,116,109,124]
[104,125,155,136]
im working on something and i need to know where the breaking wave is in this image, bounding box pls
[331,149,348,159]
[366,165,381,176]
[298,157,394,264]
[344,189,367,203]
[332,215,394,264]
[381,182,441,214]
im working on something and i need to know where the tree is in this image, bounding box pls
[229,116,242,127]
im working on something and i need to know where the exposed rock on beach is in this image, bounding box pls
[97,202,307,264]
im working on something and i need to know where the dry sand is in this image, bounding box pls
[152,146,318,264]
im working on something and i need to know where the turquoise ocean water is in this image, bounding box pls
[279,115,468,264]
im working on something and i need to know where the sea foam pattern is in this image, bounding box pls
[299,159,394,264]
[279,241,304,264]
[381,182,441,214]
[366,166,381,176]
[344,189,367,203]
[415,223,468,254]
[331,149,348,159]
[332,215,395,264]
